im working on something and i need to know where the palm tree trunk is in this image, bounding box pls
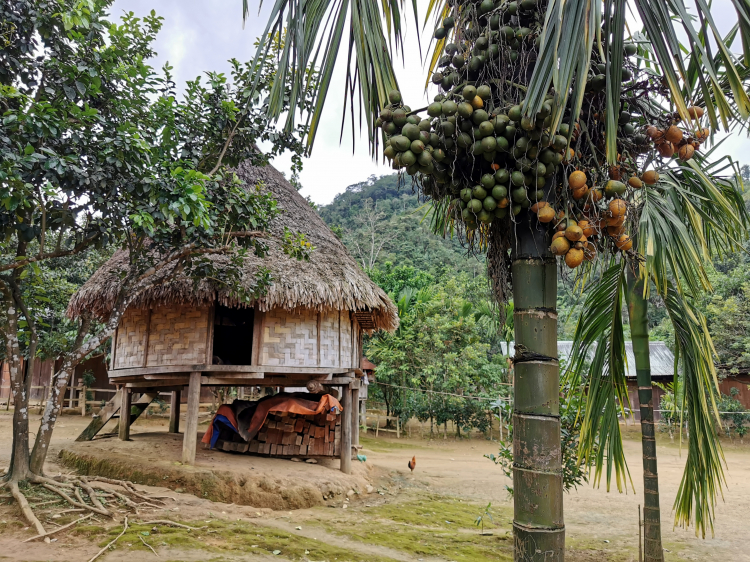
[511,218,564,561]
[625,268,664,562]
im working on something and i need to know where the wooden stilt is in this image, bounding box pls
[359,399,366,432]
[351,387,360,447]
[118,389,131,441]
[169,390,181,433]
[340,384,352,474]
[182,372,202,465]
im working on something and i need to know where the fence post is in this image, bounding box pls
[81,384,86,416]
[397,417,400,439]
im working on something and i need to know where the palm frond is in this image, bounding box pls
[661,282,726,538]
[564,260,632,493]
[244,0,413,154]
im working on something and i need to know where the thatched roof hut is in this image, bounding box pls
[72,162,395,470]
[68,161,398,333]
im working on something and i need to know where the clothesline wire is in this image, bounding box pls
[374,381,511,402]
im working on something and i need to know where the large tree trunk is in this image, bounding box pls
[511,215,564,561]
[29,363,74,475]
[625,268,664,562]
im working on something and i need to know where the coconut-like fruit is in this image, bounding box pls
[471,96,484,110]
[607,224,626,237]
[552,231,567,241]
[530,201,548,213]
[389,90,402,104]
[665,125,683,144]
[687,106,705,119]
[678,144,695,160]
[583,241,597,261]
[565,248,584,268]
[616,234,633,251]
[572,186,588,200]
[569,170,587,189]
[657,141,675,158]
[550,236,571,256]
[642,170,659,185]
[565,223,583,242]
[628,176,643,189]
[579,220,595,237]
[538,206,556,223]
[609,199,627,218]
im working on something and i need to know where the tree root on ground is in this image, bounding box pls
[4,474,170,543]
[87,516,128,562]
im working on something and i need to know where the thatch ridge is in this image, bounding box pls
[67,161,398,332]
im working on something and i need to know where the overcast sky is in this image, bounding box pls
[109,0,750,205]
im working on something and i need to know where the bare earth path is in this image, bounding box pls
[1,411,748,561]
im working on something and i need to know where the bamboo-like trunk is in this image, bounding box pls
[511,218,564,561]
[626,269,664,562]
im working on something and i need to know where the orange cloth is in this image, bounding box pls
[201,404,238,445]
[201,394,342,446]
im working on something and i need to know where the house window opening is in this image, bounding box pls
[212,305,254,365]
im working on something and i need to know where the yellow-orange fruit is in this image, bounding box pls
[657,141,675,158]
[531,201,548,213]
[628,176,643,189]
[642,170,659,185]
[550,236,571,256]
[609,166,621,180]
[696,127,710,140]
[572,186,589,200]
[491,163,501,171]
[563,147,575,162]
[497,197,509,208]
[609,199,627,218]
[471,96,484,110]
[646,125,660,139]
[607,224,626,237]
[538,206,556,223]
[665,125,683,144]
[678,144,695,160]
[588,188,603,203]
[687,106,705,119]
[565,248,584,268]
[616,234,633,251]
[579,220,596,237]
[565,223,583,242]
[569,170,587,189]
[552,231,567,241]
[583,241,597,262]
[606,215,626,227]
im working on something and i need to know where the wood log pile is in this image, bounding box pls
[218,410,341,457]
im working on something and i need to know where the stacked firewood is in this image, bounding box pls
[219,411,341,457]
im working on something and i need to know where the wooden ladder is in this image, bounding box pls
[76,389,158,441]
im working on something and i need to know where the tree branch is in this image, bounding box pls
[0,236,100,273]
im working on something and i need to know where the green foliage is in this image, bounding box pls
[365,270,506,436]
[717,388,749,439]
[319,174,483,277]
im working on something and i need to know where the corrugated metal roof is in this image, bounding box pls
[499,341,675,378]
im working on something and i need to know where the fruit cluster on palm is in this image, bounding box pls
[246,0,750,559]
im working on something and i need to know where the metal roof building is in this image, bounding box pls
[499,341,675,378]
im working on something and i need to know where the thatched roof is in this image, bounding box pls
[67,161,398,332]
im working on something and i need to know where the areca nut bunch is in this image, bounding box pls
[375,0,712,269]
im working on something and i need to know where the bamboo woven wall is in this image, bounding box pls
[114,308,150,369]
[339,310,352,368]
[112,303,362,370]
[261,308,318,366]
[319,309,340,367]
[147,305,210,366]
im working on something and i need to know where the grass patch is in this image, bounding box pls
[88,518,399,561]
[321,493,514,562]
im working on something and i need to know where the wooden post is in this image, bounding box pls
[351,387,360,447]
[119,388,131,441]
[169,390,181,433]
[81,384,86,416]
[397,416,400,439]
[340,384,352,474]
[360,399,366,431]
[182,372,202,465]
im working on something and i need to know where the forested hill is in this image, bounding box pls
[318,173,485,277]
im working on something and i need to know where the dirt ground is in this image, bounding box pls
[1,411,749,561]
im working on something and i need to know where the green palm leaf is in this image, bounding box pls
[661,283,725,538]
[243,0,414,153]
[564,260,632,493]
